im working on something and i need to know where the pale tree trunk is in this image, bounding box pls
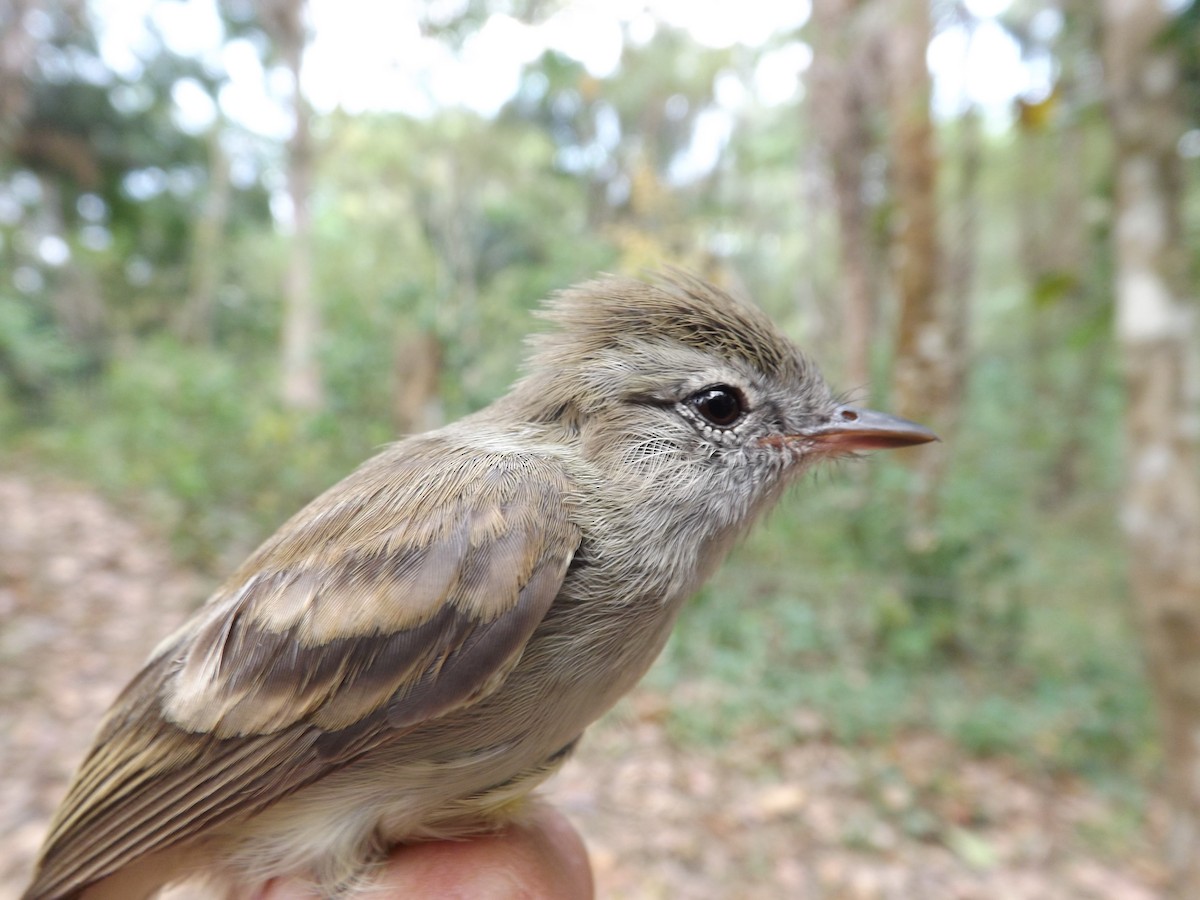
[887,0,939,430]
[391,329,443,436]
[266,0,323,412]
[794,144,833,351]
[808,0,885,398]
[0,0,33,153]
[885,0,967,549]
[1012,48,1099,506]
[943,108,978,392]
[176,126,230,344]
[1102,2,1200,895]
[1042,109,1107,506]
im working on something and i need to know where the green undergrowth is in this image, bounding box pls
[3,336,398,570]
[645,454,1154,804]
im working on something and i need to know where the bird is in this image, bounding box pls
[24,271,936,899]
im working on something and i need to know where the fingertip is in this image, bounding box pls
[253,808,593,900]
[518,804,594,899]
[373,809,593,900]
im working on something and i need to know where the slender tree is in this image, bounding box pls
[177,126,231,345]
[1102,2,1200,894]
[808,0,885,397]
[263,0,323,412]
[0,0,35,154]
[885,0,968,549]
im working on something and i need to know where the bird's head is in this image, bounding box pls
[511,272,936,530]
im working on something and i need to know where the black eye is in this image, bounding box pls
[689,385,745,428]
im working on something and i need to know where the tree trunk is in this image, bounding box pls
[176,125,230,345]
[885,0,962,548]
[267,0,323,412]
[941,104,978,448]
[0,0,34,154]
[1102,2,1200,896]
[1015,39,1106,508]
[887,0,939,424]
[391,329,443,436]
[808,0,884,398]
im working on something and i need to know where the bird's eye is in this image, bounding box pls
[688,385,746,428]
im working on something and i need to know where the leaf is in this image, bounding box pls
[946,827,998,870]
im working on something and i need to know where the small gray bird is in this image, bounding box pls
[25,272,935,899]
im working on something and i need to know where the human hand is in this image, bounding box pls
[258,806,593,899]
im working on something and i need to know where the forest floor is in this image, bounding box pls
[0,472,1165,899]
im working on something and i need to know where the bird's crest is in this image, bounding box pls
[526,270,811,386]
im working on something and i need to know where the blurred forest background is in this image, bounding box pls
[1,0,1198,897]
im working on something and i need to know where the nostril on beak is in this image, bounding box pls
[838,408,859,422]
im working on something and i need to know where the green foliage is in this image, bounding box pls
[313,112,618,416]
[1162,0,1200,126]
[651,472,1154,780]
[18,337,392,568]
[0,293,86,415]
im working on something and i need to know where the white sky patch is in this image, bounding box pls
[652,0,811,48]
[305,3,544,116]
[451,15,544,113]
[87,0,1035,159]
[963,0,1012,17]
[754,42,812,107]
[929,17,1034,123]
[38,234,71,267]
[91,0,157,77]
[171,76,217,133]
[218,39,291,140]
[542,6,625,77]
[1029,7,1064,43]
[149,0,223,68]
[305,0,432,115]
[714,70,749,112]
[627,11,657,46]
[303,0,813,117]
[668,107,732,185]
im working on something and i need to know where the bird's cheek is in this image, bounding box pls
[756,434,809,466]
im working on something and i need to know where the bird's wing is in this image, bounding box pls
[26,440,581,899]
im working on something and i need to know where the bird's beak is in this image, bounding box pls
[791,405,939,452]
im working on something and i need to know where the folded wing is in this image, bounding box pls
[26,440,580,899]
